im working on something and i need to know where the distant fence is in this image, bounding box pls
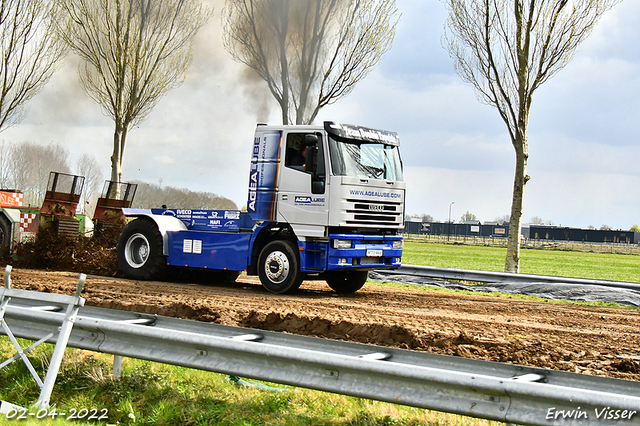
[404,221,509,239]
[404,221,640,245]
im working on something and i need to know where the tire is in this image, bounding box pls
[257,240,303,294]
[117,218,167,280]
[0,215,11,256]
[326,270,369,294]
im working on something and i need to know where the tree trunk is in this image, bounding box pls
[506,4,531,273]
[110,123,129,194]
[278,1,290,125]
[505,132,529,273]
[111,128,123,184]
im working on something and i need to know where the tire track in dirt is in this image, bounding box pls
[7,268,640,381]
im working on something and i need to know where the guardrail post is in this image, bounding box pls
[35,274,86,409]
[113,355,122,379]
[0,265,12,321]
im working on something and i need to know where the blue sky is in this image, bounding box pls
[2,0,639,230]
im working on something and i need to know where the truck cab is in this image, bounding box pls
[117,122,405,294]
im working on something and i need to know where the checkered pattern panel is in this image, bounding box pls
[20,213,37,232]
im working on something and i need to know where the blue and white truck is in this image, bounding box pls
[116,121,405,294]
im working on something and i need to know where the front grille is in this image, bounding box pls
[345,199,402,226]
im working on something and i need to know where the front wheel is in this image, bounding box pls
[258,240,303,294]
[0,215,11,256]
[326,270,369,294]
[117,218,166,280]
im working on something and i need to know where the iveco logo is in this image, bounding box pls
[369,204,384,212]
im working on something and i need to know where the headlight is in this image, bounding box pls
[392,239,404,250]
[332,239,352,249]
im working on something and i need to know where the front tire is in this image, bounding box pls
[258,240,303,294]
[117,218,166,280]
[0,215,11,256]
[326,270,369,294]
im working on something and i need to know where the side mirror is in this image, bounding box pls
[304,145,317,173]
[304,134,319,173]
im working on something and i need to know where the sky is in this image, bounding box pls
[1,0,639,230]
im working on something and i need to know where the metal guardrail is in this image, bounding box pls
[2,293,640,426]
[0,266,86,409]
[382,265,640,292]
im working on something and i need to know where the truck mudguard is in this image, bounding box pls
[121,208,188,255]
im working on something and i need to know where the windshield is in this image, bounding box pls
[328,136,403,181]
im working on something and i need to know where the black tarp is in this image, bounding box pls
[370,271,640,306]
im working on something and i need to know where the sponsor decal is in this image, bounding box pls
[247,132,279,220]
[0,192,23,207]
[349,189,402,199]
[248,170,258,212]
[327,122,400,146]
[225,211,240,219]
[151,208,240,232]
[295,196,325,206]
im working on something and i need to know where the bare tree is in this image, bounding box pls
[76,153,104,214]
[223,0,398,125]
[495,214,510,224]
[132,181,238,210]
[0,0,67,131]
[443,0,619,272]
[460,211,477,222]
[0,141,13,188]
[8,142,71,204]
[528,216,545,225]
[56,0,212,184]
[421,214,434,223]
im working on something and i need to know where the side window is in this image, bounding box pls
[285,133,307,171]
[284,132,325,194]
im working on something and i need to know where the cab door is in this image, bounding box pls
[276,131,329,237]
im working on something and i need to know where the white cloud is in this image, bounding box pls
[0,0,637,230]
[527,171,640,230]
[403,166,514,223]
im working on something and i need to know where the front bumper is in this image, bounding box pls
[327,233,402,270]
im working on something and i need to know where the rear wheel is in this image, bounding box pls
[117,218,166,280]
[258,240,303,294]
[326,270,369,294]
[0,215,11,256]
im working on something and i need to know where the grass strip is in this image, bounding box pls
[0,339,500,426]
[402,239,640,283]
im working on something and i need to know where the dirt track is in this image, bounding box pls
[7,268,640,381]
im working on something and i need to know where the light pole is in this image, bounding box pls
[448,201,455,241]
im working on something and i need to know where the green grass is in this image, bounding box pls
[402,239,640,282]
[0,339,500,426]
[2,241,639,424]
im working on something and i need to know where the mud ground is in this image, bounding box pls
[5,267,640,382]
